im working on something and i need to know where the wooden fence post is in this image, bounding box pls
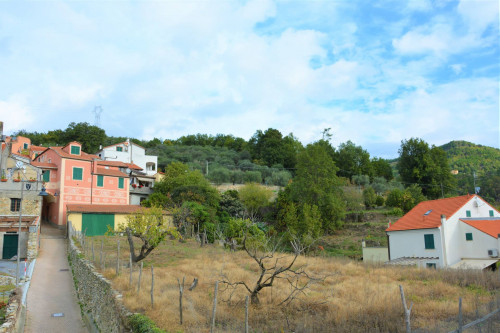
[399,285,412,333]
[245,295,249,333]
[458,297,462,333]
[178,277,185,324]
[210,281,219,333]
[129,253,133,287]
[100,240,103,269]
[116,239,120,276]
[137,262,143,293]
[151,265,154,309]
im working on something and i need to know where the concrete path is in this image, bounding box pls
[24,223,88,333]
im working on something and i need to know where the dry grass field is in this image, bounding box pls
[78,236,500,332]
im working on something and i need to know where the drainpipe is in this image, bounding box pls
[440,215,448,267]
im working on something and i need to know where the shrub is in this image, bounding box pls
[387,207,404,217]
[375,195,385,206]
[129,314,165,333]
[243,171,262,183]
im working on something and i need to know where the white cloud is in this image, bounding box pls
[0,96,35,132]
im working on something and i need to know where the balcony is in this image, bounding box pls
[129,185,153,195]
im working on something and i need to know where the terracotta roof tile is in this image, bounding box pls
[94,167,129,178]
[30,146,47,152]
[50,146,96,161]
[66,204,142,214]
[386,195,475,232]
[460,219,500,238]
[97,160,129,168]
[126,163,143,170]
[31,161,58,169]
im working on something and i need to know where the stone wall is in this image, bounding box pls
[68,238,132,333]
[27,217,40,260]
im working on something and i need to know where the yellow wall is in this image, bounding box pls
[67,212,173,232]
[67,212,82,232]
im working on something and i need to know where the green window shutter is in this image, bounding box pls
[465,233,473,241]
[73,167,83,180]
[466,210,471,217]
[43,170,50,182]
[23,143,28,149]
[116,146,123,152]
[424,234,435,249]
[97,175,104,187]
[490,210,494,217]
[118,177,124,189]
[71,146,80,155]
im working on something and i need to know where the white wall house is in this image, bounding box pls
[386,195,500,269]
[97,139,158,176]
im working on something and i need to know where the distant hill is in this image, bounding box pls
[440,141,500,176]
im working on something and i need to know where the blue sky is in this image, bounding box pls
[0,0,498,158]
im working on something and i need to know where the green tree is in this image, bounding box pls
[334,141,373,180]
[238,183,273,221]
[63,122,106,153]
[119,207,180,262]
[363,187,377,209]
[289,141,345,232]
[371,157,393,180]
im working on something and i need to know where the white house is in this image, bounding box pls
[97,139,157,176]
[386,195,500,269]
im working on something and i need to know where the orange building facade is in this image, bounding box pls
[33,141,129,226]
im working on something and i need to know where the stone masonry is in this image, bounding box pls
[68,237,132,333]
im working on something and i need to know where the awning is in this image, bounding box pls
[449,259,499,270]
[136,176,154,182]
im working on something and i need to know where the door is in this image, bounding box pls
[82,214,115,236]
[3,234,19,259]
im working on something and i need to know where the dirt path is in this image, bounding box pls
[24,223,88,333]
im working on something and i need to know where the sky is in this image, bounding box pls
[0,0,498,158]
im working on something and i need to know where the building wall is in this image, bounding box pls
[459,222,499,259]
[388,228,444,267]
[0,231,29,259]
[362,247,389,263]
[443,196,500,266]
[99,143,157,176]
[67,212,83,232]
[69,212,173,232]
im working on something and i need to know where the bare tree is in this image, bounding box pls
[220,234,320,305]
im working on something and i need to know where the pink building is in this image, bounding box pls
[32,141,130,227]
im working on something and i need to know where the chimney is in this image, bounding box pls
[99,144,102,150]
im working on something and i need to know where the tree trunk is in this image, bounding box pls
[250,292,260,305]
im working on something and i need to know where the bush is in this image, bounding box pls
[208,167,230,185]
[375,195,385,206]
[129,314,165,333]
[387,207,404,217]
[243,171,262,183]
[363,187,377,209]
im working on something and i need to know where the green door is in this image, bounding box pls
[82,214,115,236]
[3,234,19,259]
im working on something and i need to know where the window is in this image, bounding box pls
[43,170,50,182]
[23,143,28,149]
[465,233,473,241]
[466,210,471,217]
[73,167,83,180]
[11,199,21,212]
[490,210,494,217]
[97,175,104,187]
[424,234,435,249]
[426,263,436,269]
[118,177,124,189]
[116,146,123,152]
[71,146,80,155]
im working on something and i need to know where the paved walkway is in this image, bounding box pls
[24,223,88,333]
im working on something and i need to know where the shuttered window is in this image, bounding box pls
[116,146,123,152]
[465,233,473,241]
[43,170,50,182]
[73,167,83,180]
[466,210,471,217]
[424,234,435,249]
[97,175,104,187]
[71,146,80,155]
[490,210,494,217]
[118,177,124,189]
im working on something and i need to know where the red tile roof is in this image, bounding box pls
[126,163,143,170]
[94,167,129,178]
[66,204,143,214]
[97,160,129,168]
[30,145,47,152]
[49,146,96,161]
[461,219,500,238]
[386,195,475,232]
[31,161,58,169]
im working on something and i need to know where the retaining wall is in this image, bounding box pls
[68,238,132,333]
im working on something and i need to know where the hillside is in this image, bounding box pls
[440,140,500,176]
